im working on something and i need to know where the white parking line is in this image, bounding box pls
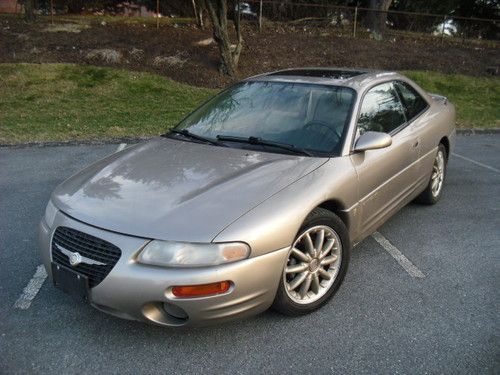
[452,152,500,173]
[116,143,127,152]
[372,232,425,278]
[13,265,47,310]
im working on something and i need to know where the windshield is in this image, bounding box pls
[175,81,356,156]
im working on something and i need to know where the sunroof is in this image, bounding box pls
[269,69,365,79]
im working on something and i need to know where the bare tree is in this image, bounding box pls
[369,0,393,39]
[23,0,36,23]
[203,0,243,76]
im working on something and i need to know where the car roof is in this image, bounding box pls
[245,68,405,91]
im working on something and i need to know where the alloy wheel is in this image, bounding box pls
[431,150,445,197]
[283,225,342,304]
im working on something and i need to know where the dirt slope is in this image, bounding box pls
[1,16,498,88]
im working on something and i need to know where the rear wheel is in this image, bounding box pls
[415,144,447,205]
[272,208,350,316]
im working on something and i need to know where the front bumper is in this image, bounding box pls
[39,211,288,327]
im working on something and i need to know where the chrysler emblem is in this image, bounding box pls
[69,252,82,267]
[55,244,107,267]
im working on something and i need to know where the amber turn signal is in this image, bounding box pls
[172,281,231,298]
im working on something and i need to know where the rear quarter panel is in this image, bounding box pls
[415,94,456,185]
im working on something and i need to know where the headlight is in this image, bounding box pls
[137,240,250,267]
[43,200,58,228]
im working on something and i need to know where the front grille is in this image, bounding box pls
[51,226,121,288]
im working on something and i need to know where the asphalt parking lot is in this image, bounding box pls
[0,135,499,374]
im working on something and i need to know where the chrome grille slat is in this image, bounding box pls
[54,229,120,256]
[51,226,121,288]
[52,236,117,263]
[54,227,120,251]
[53,230,120,255]
[54,232,118,253]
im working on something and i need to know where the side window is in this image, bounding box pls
[357,82,406,135]
[394,81,428,121]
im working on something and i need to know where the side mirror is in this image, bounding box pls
[353,131,392,152]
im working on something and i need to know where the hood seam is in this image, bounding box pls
[210,158,330,243]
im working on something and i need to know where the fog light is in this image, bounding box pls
[163,303,188,320]
[172,281,230,298]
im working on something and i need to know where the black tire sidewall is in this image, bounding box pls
[272,208,350,315]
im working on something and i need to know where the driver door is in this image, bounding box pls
[350,82,420,237]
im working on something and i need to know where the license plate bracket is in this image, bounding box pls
[51,263,89,302]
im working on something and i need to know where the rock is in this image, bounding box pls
[85,49,123,64]
[129,48,145,61]
[152,53,187,67]
[193,37,215,46]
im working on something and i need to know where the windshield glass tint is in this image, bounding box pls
[176,81,355,155]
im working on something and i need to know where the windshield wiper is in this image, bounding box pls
[167,129,225,147]
[216,135,312,156]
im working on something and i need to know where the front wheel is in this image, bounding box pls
[415,144,447,205]
[272,208,350,316]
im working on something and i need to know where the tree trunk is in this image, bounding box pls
[24,0,35,23]
[369,0,393,39]
[204,0,243,76]
[192,0,204,29]
[232,0,243,67]
[198,6,204,29]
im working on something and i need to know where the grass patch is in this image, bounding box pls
[405,71,500,128]
[0,65,497,144]
[0,64,215,144]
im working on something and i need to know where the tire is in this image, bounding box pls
[415,144,447,205]
[272,207,350,316]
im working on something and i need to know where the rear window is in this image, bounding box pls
[394,81,428,121]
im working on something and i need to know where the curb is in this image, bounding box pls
[1,129,499,148]
[456,128,500,135]
[0,136,152,148]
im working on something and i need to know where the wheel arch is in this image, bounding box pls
[316,199,350,230]
[439,136,450,159]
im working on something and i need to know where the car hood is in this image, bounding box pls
[52,137,327,242]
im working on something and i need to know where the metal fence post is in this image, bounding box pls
[440,15,446,43]
[156,0,160,29]
[259,0,263,31]
[353,6,358,38]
